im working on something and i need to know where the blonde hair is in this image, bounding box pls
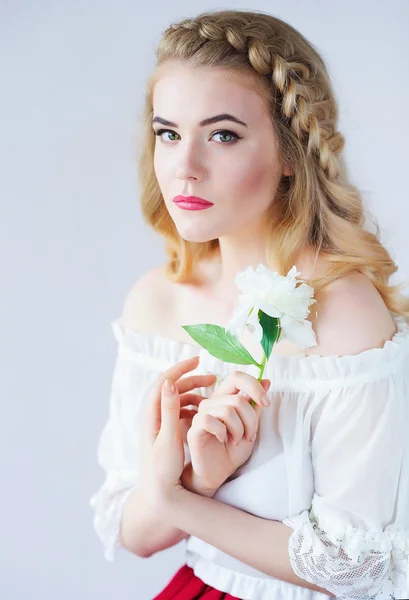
[136,9,409,320]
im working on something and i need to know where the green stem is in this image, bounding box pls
[250,351,267,408]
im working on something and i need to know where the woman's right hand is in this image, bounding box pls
[181,370,271,498]
[139,356,217,499]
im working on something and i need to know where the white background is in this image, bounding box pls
[0,1,408,598]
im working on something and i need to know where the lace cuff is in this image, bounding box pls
[283,508,409,599]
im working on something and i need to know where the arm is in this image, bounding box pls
[90,268,192,560]
[157,279,406,598]
[119,487,188,558]
[118,269,190,557]
[163,486,336,596]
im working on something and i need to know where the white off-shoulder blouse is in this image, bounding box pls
[89,313,409,600]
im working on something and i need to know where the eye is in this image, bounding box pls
[212,130,241,144]
[153,128,242,144]
[153,129,180,142]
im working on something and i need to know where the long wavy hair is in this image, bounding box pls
[135,9,409,320]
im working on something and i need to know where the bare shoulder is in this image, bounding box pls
[120,265,175,334]
[304,272,397,357]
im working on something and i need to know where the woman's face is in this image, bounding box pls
[152,62,288,243]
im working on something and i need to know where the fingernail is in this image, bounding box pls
[250,433,257,442]
[261,393,270,407]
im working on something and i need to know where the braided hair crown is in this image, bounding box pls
[156,9,345,180]
[141,9,409,318]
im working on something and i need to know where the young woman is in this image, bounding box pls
[89,9,409,600]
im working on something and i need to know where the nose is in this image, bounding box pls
[175,143,207,182]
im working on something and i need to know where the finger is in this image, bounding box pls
[247,379,271,409]
[179,406,198,420]
[146,356,201,435]
[199,394,260,443]
[159,378,181,439]
[158,356,202,391]
[180,415,194,445]
[180,407,199,444]
[216,371,271,407]
[176,373,217,395]
[146,391,204,442]
[188,412,227,445]
[179,392,206,408]
[201,405,244,446]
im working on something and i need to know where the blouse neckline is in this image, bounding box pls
[110,314,409,389]
[112,313,409,360]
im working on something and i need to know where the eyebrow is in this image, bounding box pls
[151,113,248,128]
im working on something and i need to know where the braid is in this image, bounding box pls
[144,9,409,319]
[163,13,344,180]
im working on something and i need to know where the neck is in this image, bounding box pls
[197,237,317,309]
[199,228,273,307]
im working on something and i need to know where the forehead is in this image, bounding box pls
[152,62,269,122]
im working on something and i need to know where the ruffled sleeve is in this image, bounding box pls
[89,320,181,561]
[282,324,409,599]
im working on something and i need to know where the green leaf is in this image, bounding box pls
[258,310,281,359]
[181,324,261,367]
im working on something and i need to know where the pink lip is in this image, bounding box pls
[173,195,214,210]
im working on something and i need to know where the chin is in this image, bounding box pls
[178,231,215,243]
[174,224,216,244]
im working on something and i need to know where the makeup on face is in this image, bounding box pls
[152,65,284,242]
[173,195,214,210]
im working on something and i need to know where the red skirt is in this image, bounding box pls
[153,564,241,599]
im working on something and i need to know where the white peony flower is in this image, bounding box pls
[225,264,317,349]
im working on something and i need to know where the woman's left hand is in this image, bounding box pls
[181,371,271,497]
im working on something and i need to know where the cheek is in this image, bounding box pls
[153,147,163,181]
[225,155,277,205]
[153,145,171,178]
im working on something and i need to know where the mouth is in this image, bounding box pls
[173,195,214,206]
[173,195,214,211]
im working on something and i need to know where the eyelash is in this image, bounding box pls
[153,128,243,144]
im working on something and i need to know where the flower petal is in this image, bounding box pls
[280,315,317,349]
[229,263,317,351]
